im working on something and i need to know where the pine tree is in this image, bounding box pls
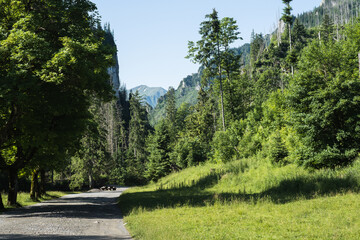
[69,98,111,190]
[125,91,150,184]
[145,121,172,181]
[321,14,334,43]
[281,0,294,74]
[165,87,176,123]
[128,91,149,161]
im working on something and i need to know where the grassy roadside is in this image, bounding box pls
[1,191,80,211]
[119,157,360,239]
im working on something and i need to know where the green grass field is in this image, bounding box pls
[1,191,78,210]
[119,157,360,239]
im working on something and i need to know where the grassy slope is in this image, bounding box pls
[119,157,360,239]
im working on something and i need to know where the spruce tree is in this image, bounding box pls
[321,14,334,43]
[125,91,150,184]
[281,0,294,75]
[145,121,171,182]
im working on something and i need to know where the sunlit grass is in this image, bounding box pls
[119,157,360,239]
[125,193,360,240]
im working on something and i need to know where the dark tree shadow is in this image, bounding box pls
[259,174,360,203]
[2,191,126,220]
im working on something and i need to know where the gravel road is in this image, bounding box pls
[0,188,132,240]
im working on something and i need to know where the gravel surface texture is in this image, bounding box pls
[0,187,132,240]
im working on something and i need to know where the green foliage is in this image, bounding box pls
[150,43,251,128]
[187,9,242,130]
[321,14,334,43]
[250,32,265,68]
[123,91,151,185]
[145,121,172,182]
[287,22,360,168]
[171,136,205,169]
[0,0,115,205]
[69,98,113,190]
[281,0,293,26]
[128,91,149,161]
[212,130,237,163]
[267,132,288,164]
[149,72,201,126]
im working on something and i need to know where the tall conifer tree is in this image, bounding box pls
[281,0,294,75]
[187,9,241,131]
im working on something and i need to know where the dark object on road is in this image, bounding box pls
[100,186,117,191]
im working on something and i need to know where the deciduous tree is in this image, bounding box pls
[0,0,114,205]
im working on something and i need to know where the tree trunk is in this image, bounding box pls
[89,173,93,189]
[217,55,226,131]
[289,23,294,76]
[219,75,226,131]
[39,169,46,196]
[358,52,360,77]
[288,23,292,51]
[30,170,39,200]
[7,168,18,206]
[0,192,4,210]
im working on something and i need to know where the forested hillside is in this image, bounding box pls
[149,70,201,125]
[298,0,360,28]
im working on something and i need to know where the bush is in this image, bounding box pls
[171,137,206,169]
[268,132,288,164]
[212,130,238,163]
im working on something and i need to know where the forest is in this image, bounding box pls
[116,0,360,184]
[2,0,360,216]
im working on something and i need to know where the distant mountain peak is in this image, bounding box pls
[130,85,167,108]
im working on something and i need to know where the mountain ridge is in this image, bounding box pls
[130,85,167,108]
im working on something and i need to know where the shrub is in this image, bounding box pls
[268,132,288,164]
[212,130,238,163]
[171,137,206,169]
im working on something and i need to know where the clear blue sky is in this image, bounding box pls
[91,0,322,90]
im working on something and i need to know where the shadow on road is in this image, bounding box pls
[3,191,126,220]
[0,189,132,239]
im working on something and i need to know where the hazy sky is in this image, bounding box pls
[91,0,322,90]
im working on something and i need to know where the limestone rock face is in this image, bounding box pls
[108,53,120,97]
[321,0,340,7]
